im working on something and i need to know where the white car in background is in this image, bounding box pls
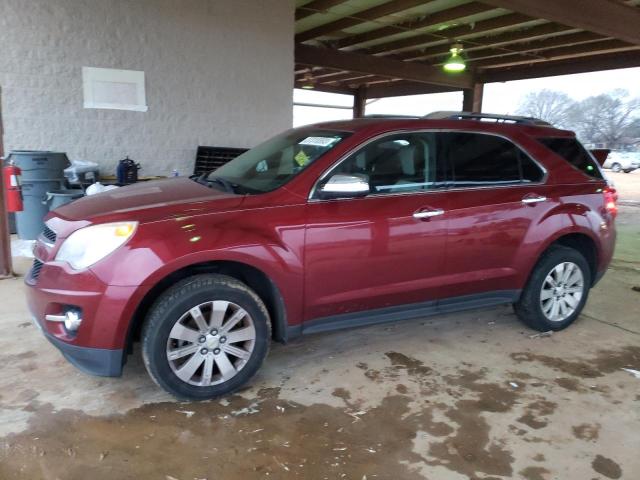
[603,151,640,173]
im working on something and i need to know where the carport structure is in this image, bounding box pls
[294,0,640,116]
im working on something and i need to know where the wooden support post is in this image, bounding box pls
[0,86,14,278]
[462,83,484,112]
[353,87,367,118]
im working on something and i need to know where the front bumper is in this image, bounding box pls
[25,260,138,377]
[31,317,124,376]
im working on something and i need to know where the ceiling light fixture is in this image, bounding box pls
[301,70,315,89]
[443,43,466,73]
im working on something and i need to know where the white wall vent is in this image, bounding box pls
[82,67,147,112]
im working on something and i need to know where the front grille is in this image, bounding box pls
[42,225,57,244]
[31,259,43,280]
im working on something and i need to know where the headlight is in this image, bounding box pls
[55,222,138,270]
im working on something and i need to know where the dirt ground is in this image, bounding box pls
[0,178,639,479]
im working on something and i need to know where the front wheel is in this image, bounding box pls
[142,274,271,400]
[610,162,622,173]
[514,246,591,332]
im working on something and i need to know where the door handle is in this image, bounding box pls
[413,209,445,219]
[521,195,546,204]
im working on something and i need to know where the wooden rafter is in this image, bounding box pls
[296,0,350,21]
[295,43,473,88]
[472,39,638,68]
[333,2,496,49]
[443,32,610,65]
[479,49,640,82]
[400,23,581,61]
[479,0,640,45]
[364,12,536,56]
[296,0,429,43]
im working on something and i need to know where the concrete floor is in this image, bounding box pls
[1,206,639,480]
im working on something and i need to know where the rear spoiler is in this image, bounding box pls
[590,149,610,166]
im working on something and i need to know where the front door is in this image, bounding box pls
[303,132,449,321]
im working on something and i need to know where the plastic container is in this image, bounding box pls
[7,151,70,239]
[46,189,85,211]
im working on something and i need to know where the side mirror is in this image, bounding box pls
[318,174,370,200]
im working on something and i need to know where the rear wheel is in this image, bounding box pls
[514,246,591,331]
[610,162,622,172]
[142,274,271,400]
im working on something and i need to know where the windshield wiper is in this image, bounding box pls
[209,176,237,193]
[193,174,236,194]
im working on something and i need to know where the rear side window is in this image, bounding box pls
[442,132,544,187]
[538,137,603,179]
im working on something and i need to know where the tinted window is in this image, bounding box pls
[321,132,446,195]
[443,132,543,186]
[538,137,603,179]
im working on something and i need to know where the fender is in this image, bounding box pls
[517,201,602,287]
[89,206,307,347]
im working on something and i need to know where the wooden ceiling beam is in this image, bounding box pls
[478,49,640,83]
[296,0,428,43]
[364,12,535,56]
[295,43,473,88]
[471,39,637,68]
[479,0,640,45]
[401,23,579,61]
[441,32,609,66]
[294,81,354,95]
[296,0,350,21]
[334,2,495,49]
[366,81,460,98]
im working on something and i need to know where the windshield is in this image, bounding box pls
[207,129,351,193]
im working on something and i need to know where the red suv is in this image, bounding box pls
[26,114,617,399]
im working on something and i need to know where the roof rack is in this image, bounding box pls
[424,111,553,127]
[364,114,420,119]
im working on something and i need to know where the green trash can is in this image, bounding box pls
[8,151,70,240]
[46,189,85,211]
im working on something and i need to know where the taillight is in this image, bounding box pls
[603,187,618,217]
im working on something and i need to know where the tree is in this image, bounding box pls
[516,89,576,128]
[568,89,640,148]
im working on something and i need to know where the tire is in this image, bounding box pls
[514,245,591,332]
[142,274,271,400]
[610,162,622,173]
[623,169,633,173]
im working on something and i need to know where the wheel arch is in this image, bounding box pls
[124,260,290,355]
[530,231,599,287]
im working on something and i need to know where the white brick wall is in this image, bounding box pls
[0,0,294,176]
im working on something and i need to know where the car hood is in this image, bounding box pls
[49,178,244,224]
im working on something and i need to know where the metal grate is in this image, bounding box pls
[31,259,43,280]
[42,225,57,244]
[193,146,248,176]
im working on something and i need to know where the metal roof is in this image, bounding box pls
[294,0,640,97]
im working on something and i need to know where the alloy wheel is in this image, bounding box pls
[166,301,256,386]
[540,262,585,322]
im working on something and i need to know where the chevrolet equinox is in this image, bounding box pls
[26,114,617,399]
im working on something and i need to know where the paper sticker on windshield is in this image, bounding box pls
[299,136,337,147]
[294,150,310,166]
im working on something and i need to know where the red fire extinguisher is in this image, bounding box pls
[3,164,23,212]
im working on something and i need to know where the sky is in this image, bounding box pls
[293,67,640,126]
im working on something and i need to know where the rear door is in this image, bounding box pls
[439,131,550,298]
[303,131,449,321]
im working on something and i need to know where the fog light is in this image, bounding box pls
[45,309,83,333]
[64,310,82,333]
